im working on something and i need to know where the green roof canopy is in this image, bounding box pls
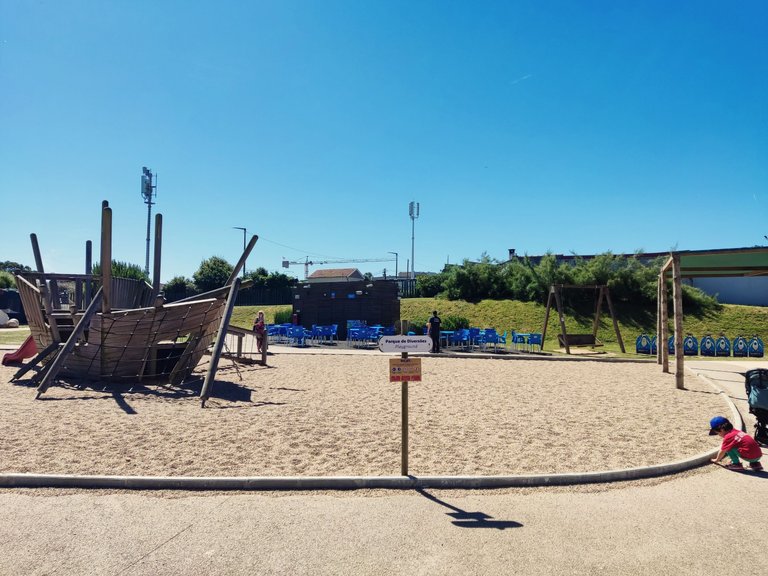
[662,247,768,278]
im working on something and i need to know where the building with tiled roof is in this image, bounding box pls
[306,268,365,283]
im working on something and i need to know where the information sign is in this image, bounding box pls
[379,335,432,354]
[389,357,422,382]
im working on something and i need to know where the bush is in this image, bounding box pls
[273,309,293,324]
[405,316,429,335]
[92,260,149,282]
[442,315,470,330]
[163,276,197,302]
[0,270,15,289]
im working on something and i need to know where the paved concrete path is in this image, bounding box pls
[1,467,767,576]
[1,358,766,575]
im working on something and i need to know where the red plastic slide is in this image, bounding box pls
[2,335,38,365]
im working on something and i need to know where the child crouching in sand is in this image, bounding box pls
[709,416,764,471]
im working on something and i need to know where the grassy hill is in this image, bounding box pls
[230,298,767,355]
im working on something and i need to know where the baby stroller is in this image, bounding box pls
[745,369,768,445]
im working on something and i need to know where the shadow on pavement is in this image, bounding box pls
[416,488,523,530]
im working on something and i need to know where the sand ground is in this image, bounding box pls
[0,351,727,477]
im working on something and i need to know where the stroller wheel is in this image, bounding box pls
[755,423,768,447]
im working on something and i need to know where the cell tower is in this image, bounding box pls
[141,167,157,277]
[409,200,419,279]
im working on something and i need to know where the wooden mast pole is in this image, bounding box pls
[151,213,163,299]
[200,277,242,407]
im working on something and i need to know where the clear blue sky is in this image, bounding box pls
[2,1,767,281]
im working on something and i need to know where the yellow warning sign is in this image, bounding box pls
[389,357,422,382]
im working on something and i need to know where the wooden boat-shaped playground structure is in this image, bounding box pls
[8,201,259,407]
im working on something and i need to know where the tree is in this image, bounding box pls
[416,272,448,297]
[0,261,31,273]
[92,260,149,282]
[162,276,197,302]
[193,256,234,293]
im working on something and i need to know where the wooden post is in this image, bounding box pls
[656,275,662,365]
[604,288,625,353]
[592,287,604,342]
[36,289,103,398]
[200,278,241,407]
[553,285,570,354]
[100,205,112,380]
[401,351,409,476]
[541,288,554,343]
[101,206,112,314]
[661,272,669,373]
[151,213,163,299]
[30,233,61,343]
[261,329,268,365]
[672,255,684,389]
[85,240,92,308]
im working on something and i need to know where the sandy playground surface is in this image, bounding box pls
[0,352,727,477]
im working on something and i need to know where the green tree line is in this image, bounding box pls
[414,253,720,320]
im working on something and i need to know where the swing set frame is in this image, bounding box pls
[541,284,625,355]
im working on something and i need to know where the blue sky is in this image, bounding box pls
[2,1,767,281]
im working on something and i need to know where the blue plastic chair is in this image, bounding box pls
[288,326,306,347]
[468,328,481,349]
[527,333,543,352]
[482,329,500,351]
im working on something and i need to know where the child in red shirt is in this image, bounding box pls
[709,416,764,471]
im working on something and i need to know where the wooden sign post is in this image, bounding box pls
[388,351,423,476]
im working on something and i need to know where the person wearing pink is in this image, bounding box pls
[709,416,764,471]
[253,310,266,353]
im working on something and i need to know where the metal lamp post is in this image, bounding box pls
[233,227,247,278]
[388,251,399,278]
[408,201,419,279]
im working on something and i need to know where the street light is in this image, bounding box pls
[141,167,157,277]
[388,251,399,277]
[408,201,419,279]
[233,227,247,278]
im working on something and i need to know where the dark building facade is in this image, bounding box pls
[292,280,400,340]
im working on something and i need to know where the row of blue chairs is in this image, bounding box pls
[636,334,764,358]
[445,329,543,352]
[348,325,396,347]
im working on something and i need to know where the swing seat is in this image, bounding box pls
[558,334,603,347]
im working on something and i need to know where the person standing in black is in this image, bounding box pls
[428,310,442,353]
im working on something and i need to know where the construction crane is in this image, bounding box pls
[281,256,396,280]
